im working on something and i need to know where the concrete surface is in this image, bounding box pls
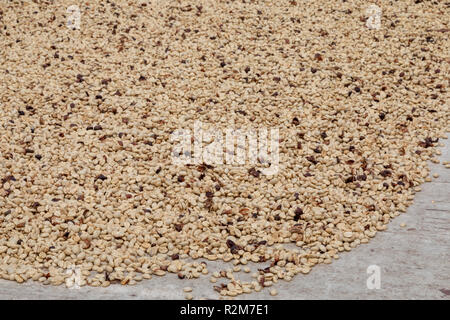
[0,135,449,300]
